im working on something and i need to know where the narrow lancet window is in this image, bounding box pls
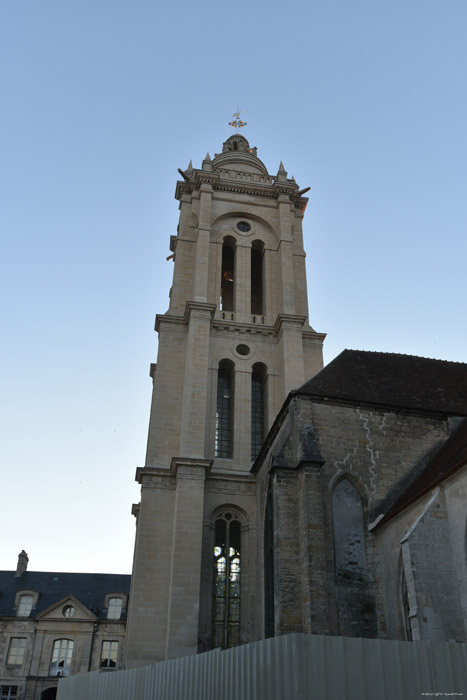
[212,512,241,649]
[221,237,235,312]
[251,240,264,315]
[332,478,377,637]
[216,360,234,458]
[251,363,267,460]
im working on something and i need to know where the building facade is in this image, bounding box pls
[121,132,467,669]
[125,134,325,666]
[0,553,130,700]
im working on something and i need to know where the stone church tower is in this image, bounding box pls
[125,133,325,667]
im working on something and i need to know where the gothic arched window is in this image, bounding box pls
[251,240,264,315]
[251,362,267,460]
[332,477,377,637]
[215,360,234,458]
[221,237,236,312]
[212,511,241,649]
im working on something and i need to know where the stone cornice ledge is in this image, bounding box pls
[136,457,212,484]
[155,301,216,332]
[273,314,307,335]
[170,456,213,478]
[183,301,217,324]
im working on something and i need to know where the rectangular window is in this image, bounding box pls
[17,594,33,616]
[0,688,18,699]
[7,638,26,666]
[100,641,119,668]
[50,639,74,677]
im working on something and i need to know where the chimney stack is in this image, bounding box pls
[15,550,29,577]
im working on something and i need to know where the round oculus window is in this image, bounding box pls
[63,605,75,618]
[237,221,251,233]
[236,344,250,356]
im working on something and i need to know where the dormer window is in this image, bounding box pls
[17,595,33,617]
[107,597,123,620]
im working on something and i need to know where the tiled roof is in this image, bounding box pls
[296,350,467,415]
[0,570,130,618]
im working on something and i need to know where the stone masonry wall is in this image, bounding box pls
[255,395,460,641]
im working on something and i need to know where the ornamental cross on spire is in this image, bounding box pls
[229,109,247,132]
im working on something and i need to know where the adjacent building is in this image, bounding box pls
[0,552,130,700]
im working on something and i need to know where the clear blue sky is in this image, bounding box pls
[1,1,466,574]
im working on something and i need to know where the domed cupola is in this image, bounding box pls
[212,134,269,175]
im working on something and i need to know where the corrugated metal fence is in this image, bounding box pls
[57,633,467,700]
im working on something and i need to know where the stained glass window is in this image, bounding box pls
[212,513,241,649]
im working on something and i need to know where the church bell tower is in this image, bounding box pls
[125,132,325,667]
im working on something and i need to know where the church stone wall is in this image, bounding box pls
[376,466,467,643]
[255,394,462,642]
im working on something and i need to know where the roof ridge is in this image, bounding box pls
[341,348,467,365]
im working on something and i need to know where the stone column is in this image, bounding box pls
[272,468,303,634]
[233,365,252,466]
[125,470,176,666]
[165,458,210,659]
[193,184,212,302]
[277,195,296,315]
[274,315,306,397]
[298,464,329,634]
[234,241,251,322]
[179,302,215,457]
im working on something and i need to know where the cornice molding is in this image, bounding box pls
[273,313,307,335]
[175,170,308,209]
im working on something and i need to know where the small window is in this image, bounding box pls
[17,594,33,617]
[107,598,123,620]
[100,640,119,668]
[50,639,74,677]
[62,605,75,618]
[0,687,18,699]
[7,638,26,666]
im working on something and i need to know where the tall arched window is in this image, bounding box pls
[221,237,236,312]
[332,477,377,637]
[251,362,267,460]
[251,240,264,315]
[215,360,234,458]
[212,511,241,649]
[49,639,74,677]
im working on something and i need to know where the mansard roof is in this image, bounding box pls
[296,350,467,416]
[0,570,130,618]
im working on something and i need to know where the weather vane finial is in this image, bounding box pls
[229,108,247,132]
